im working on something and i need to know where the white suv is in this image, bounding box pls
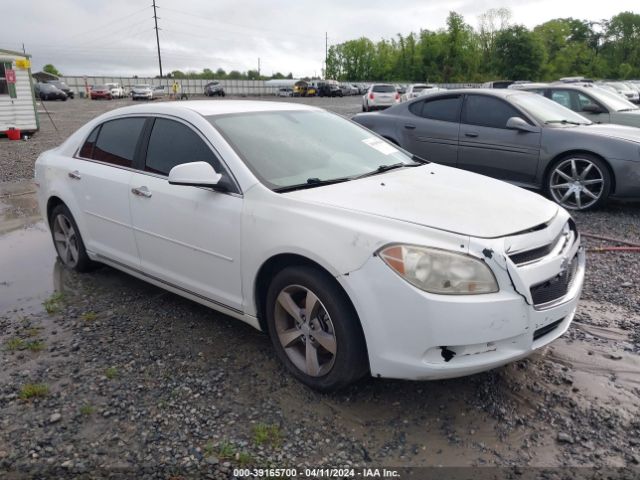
[362,84,399,111]
[105,83,125,98]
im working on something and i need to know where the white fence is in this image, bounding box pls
[60,77,279,96]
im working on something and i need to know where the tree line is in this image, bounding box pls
[168,68,295,81]
[325,9,640,82]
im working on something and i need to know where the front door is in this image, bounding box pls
[128,117,243,311]
[458,94,541,184]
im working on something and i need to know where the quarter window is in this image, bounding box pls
[144,118,223,176]
[78,126,99,158]
[462,95,523,129]
[409,96,462,123]
[90,118,145,167]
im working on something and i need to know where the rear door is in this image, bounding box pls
[458,94,541,183]
[73,117,146,267]
[128,117,244,312]
[400,95,462,166]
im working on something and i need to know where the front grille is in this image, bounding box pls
[533,318,563,341]
[509,240,557,265]
[530,254,579,306]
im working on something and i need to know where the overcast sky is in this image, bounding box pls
[3,0,638,78]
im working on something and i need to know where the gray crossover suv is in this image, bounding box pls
[352,89,640,211]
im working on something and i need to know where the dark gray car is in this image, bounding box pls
[352,89,640,210]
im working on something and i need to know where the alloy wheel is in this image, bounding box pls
[549,158,604,210]
[52,213,80,267]
[274,284,337,377]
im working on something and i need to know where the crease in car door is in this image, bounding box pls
[458,94,541,184]
[128,117,243,312]
[75,118,145,269]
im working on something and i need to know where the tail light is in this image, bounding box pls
[369,93,375,100]
[395,92,400,100]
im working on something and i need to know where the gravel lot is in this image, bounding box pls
[0,96,639,478]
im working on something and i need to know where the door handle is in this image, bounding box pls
[464,132,479,138]
[404,124,416,130]
[131,186,152,198]
[68,170,81,180]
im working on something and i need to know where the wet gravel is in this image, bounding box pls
[1,96,639,478]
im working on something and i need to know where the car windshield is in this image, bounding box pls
[590,87,639,112]
[608,82,630,91]
[372,85,395,93]
[413,85,427,92]
[95,85,107,90]
[509,93,592,125]
[134,84,149,88]
[209,110,418,190]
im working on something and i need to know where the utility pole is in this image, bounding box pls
[325,32,328,79]
[152,0,163,77]
[258,57,261,77]
[22,43,26,55]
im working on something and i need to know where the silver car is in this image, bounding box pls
[519,84,640,128]
[605,82,639,103]
[362,84,400,111]
[353,89,640,211]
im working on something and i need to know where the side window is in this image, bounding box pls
[577,92,603,112]
[409,96,462,123]
[550,90,574,110]
[0,63,7,95]
[462,95,523,129]
[79,126,99,158]
[145,118,223,176]
[91,118,146,167]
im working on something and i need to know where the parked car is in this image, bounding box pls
[105,83,125,98]
[131,84,153,101]
[34,83,67,101]
[317,82,342,97]
[277,87,293,97]
[401,84,429,102]
[46,80,74,99]
[204,81,225,97]
[518,84,640,128]
[35,100,584,390]
[418,86,447,97]
[481,80,514,89]
[362,84,400,111]
[353,89,640,210]
[604,82,639,104]
[90,85,112,100]
[558,77,594,84]
[152,85,167,98]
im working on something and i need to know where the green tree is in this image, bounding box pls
[42,64,61,76]
[494,25,545,80]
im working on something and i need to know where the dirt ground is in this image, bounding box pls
[0,96,639,479]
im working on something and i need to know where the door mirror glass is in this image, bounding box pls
[168,161,222,187]
[582,103,604,114]
[506,116,538,132]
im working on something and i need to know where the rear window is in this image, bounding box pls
[372,85,396,93]
[409,96,462,123]
[87,118,146,167]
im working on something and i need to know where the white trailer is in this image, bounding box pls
[0,49,38,136]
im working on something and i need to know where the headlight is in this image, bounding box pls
[379,245,499,295]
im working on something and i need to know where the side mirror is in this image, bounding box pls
[582,103,604,114]
[506,116,539,133]
[168,161,222,188]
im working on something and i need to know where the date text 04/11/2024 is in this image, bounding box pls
[232,468,400,478]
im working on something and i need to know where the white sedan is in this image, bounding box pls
[35,101,585,390]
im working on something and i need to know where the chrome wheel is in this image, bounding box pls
[52,213,79,267]
[274,285,337,377]
[549,158,605,210]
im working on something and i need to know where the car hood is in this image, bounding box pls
[284,164,558,239]
[576,123,640,144]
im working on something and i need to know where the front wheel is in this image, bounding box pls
[546,154,611,210]
[49,204,96,272]
[266,266,368,391]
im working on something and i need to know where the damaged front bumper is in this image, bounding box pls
[338,211,585,381]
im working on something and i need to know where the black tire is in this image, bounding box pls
[362,104,367,112]
[49,204,96,272]
[545,153,611,211]
[265,266,368,391]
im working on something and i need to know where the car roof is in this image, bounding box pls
[101,100,321,118]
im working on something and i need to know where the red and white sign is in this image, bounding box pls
[5,69,16,84]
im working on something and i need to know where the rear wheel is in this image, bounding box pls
[266,266,368,391]
[546,154,611,210]
[49,204,95,272]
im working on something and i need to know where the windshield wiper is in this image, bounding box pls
[272,177,351,193]
[544,119,583,126]
[353,162,421,180]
